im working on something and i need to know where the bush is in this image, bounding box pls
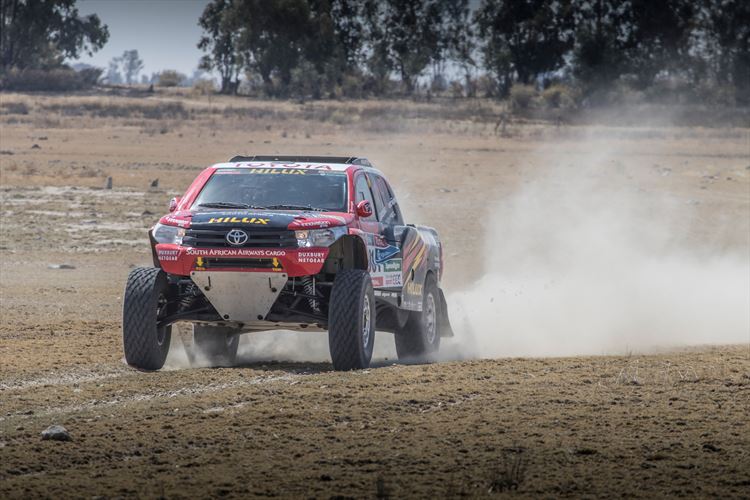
[509,84,537,110]
[0,68,100,91]
[690,82,736,107]
[450,80,464,98]
[541,84,577,109]
[341,73,365,99]
[476,74,496,98]
[157,70,186,87]
[1,101,29,114]
[77,67,104,87]
[192,79,215,95]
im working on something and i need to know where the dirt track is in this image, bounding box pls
[1,91,749,497]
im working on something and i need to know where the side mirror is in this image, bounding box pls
[356,200,373,218]
[169,196,181,212]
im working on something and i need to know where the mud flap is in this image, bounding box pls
[438,288,454,337]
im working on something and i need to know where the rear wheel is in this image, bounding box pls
[122,267,172,370]
[193,324,240,367]
[395,273,441,362]
[328,269,375,370]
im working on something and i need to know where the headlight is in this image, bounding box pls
[152,223,185,244]
[295,227,345,248]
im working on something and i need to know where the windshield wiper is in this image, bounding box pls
[197,202,265,209]
[264,204,328,211]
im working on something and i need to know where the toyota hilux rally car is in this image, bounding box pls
[123,155,452,371]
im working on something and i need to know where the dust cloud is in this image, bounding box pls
[167,136,749,367]
[446,143,750,359]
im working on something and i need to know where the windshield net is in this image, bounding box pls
[193,168,348,211]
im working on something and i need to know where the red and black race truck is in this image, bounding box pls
[123,155,452,371]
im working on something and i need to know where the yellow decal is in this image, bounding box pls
[195,256,204,269]
[272,258,279,267]
[208,217,270,224]
[405,281,423,296]
[248,168,306,175]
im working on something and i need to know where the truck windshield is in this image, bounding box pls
[193,168,348,212]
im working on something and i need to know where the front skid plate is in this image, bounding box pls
[190,271,288,323]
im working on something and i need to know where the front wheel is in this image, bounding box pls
[395,273,441,362]
[122,267,172,370]
[192,324,240,367]
[328,269,375,371]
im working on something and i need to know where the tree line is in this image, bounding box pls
[198,0,748,103]
[1,0,747,104]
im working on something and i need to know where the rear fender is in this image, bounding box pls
[400,226,440,311]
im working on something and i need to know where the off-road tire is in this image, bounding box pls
[395,273,441,362]
[328,269,375,371]
[122,267,172,370]
[193,324,240,367]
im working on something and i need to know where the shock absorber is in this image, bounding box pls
[299,276,320,313]
[178,282,198,311]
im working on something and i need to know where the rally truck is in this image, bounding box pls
[122,155,452,371]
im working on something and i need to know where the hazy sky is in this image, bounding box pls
[71,0,210,77]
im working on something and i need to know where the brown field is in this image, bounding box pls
[1,90,749,498]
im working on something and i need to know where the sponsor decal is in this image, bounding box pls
[248,168,306,175]
[195,256,205,270]
[208,217,270,224]
[272,257,282,271]
[235,163,337,171]
[383,258,402,273]
[157,249,179,261]
[321,214,347,224]
[383,273,402,287]
[164,216,190,228]
[371,271,402,288]
[186,248,286,257]
[404,281,423,296]
[374,290,399,299]
[374,244,399,264]
[297,251,326,264]
[297,220,331,228]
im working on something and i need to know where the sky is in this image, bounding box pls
[71,0,210,78]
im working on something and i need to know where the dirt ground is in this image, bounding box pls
[1,91,749,498]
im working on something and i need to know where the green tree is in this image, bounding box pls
[0,0,108,72]
[703,0,750,103]
[475,0,574,96]
[443,0,475,95]
[198,0,243,93]
[625,0,696,88]
[377,0,445,94]
[571,0,630,90]
[120,49,143,84]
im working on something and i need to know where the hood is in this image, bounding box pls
[160,210,352,230]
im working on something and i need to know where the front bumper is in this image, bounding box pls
[155,243,329,277]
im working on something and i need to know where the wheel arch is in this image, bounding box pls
[323,234,369,272]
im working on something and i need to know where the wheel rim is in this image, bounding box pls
[425,292,437,344]
[362,294,371,348]
[156,293,168,345]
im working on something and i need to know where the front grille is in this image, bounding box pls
[184,227,297,248]
[202,258,281,270]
